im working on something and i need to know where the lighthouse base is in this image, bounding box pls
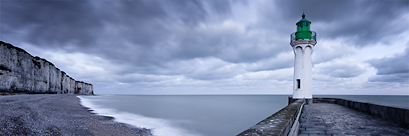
[288,97,313,105]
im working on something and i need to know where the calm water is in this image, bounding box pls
[79,95,409,136]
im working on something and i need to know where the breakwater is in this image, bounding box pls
[237,99,304,136]
[0,41,93,94]
[314,98,409,128]
[238,97,408,136]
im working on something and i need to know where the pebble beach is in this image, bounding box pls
[0,94,152,136]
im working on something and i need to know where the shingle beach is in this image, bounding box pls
[0,94,152,136]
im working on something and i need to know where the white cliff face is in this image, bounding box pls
[0,41,93,95]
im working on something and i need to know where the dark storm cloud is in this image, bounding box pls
[312,43,354,65]
[2,0,292,79]
[367,47,409,83]
[1,0,236,68]
[1,0,102,48]
[273,0,409,47]
[2,0,408,84]
[1,0,234,47]
[317,62,366,78]
[368,74,409,83]
[246,53,293,72]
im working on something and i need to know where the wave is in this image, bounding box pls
[78,96,201,136]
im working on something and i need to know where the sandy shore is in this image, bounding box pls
[0,94,152,136]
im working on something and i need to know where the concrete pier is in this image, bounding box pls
[239,98,409,136]
[237,100,304,136]
[299,103,409,135]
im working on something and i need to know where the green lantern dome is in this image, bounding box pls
[296,13,312,40]
[291,13,316,42]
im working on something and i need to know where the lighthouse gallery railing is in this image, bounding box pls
[290,31,316,42]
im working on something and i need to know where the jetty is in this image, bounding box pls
[237,98,409,136]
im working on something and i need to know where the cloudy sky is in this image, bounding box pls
[1,0,408,95]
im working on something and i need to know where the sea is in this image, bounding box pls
[78,95,409,136]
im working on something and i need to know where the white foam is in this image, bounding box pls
[78,96,201,136]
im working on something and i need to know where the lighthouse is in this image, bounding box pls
[290,13,316,104]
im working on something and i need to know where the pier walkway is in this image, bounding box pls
[299,103,409,136]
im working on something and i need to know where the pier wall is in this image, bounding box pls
[314,98,409,128]
[237,100,304,136]
[239,97,408,136]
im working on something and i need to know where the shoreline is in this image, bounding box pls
[0,94,152,136]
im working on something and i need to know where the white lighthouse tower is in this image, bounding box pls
[290,13,316,104]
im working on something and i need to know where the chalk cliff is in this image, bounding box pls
[0,41,93,94]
